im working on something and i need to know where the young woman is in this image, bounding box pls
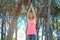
[26,4,37,40]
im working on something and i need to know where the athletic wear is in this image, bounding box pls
[27,20,37,35]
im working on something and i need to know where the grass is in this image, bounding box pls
[0,38,16,40]
[12,37,16,40]
[0,38,1,40]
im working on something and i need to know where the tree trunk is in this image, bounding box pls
[1,0,6,40]
[7,17,17,40]
[45,0,52,40]
[7,0,22,40]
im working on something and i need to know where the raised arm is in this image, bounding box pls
[31,4,36,21]
[27,4,36,21]
[27,5,31,20]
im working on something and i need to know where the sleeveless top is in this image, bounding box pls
[27,20,37,35]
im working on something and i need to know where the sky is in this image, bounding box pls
[56,0,60,4]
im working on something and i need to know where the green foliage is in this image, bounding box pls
[0,0,15,12]
[19,10,27,16]
[5,1,15,11]
[55,6,60,16]
[12,37,16,40]
[0,3,2,12]
[51,3,60,16]
[58,21,60,29]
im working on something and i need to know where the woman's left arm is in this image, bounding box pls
[31,4,36,22]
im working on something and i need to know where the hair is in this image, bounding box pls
[30,9,33,13]
[28,10,35,20]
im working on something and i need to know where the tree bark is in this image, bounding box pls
[45,0,53,40]
[7,0,22,40]
[7,17,17,40]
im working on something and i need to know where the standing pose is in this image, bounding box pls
[26,4,37,40]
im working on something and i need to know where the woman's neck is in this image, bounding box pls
[29,19,34,21]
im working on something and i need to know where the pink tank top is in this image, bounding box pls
[27,20,37,35]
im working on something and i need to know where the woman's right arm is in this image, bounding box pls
[26,5,32,34]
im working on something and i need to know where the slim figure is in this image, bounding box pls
[26,4,37,40]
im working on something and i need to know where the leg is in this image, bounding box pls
[26,35,31,40]
[31,35,37,40]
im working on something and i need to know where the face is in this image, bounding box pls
[28,12,34,20]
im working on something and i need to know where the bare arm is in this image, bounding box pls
[31,4,36,21]
[27,5,32,21]
[27,4,36,21]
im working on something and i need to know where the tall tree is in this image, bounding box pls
[45,0,53,40]
[7,0,23,40]
[1,0,6,40]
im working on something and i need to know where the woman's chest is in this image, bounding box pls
[28,21,35,25]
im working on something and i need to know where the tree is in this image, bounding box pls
[7,0,23,40]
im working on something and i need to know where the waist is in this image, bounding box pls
[27,31,37,35]
[27,27,37,35]
[27,34,37,36]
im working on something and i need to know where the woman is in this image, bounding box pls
[26,4,37,40]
